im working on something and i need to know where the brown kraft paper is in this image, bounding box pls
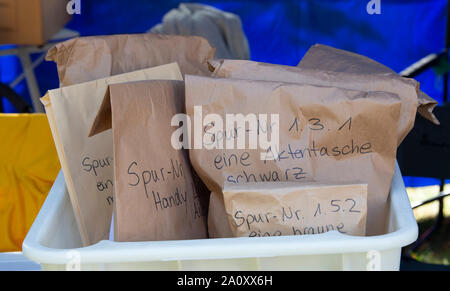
[298,44,439,125]
[185,75,401,236]
[208,191,234,238]
[46,33,216,86]
[89,80,207,242]
[41,63,183,246]
[210,58,428,145]
[223,182,368,237]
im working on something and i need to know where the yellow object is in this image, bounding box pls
[0,113,60,252]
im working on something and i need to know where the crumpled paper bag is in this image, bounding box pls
[89,80,207,242]
[46,33,216,86]
[41,63,183,245]
[186,75,401,236]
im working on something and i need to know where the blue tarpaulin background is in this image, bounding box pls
[0,0,447,187]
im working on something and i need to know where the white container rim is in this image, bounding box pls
[22,162,418,265]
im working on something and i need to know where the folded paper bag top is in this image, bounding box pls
[185,75,401,236]
[41,62,184,246]
[210,58,429,146]
[89,80,207,242]
[46,33,216,87]
[298,44,439,126]
[222,182,368,237]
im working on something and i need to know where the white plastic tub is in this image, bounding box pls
[22,162,418,271]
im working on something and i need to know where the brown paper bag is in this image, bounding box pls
[41,63,183,246]
[223,182,367,237]
[89,80,207,242]
[210,58,423,145]
[186,75,401,236]
[208,191,233,238]
[46,33,216,86]
[298,44,439,125]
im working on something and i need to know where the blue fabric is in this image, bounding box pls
[0,0,447,187]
